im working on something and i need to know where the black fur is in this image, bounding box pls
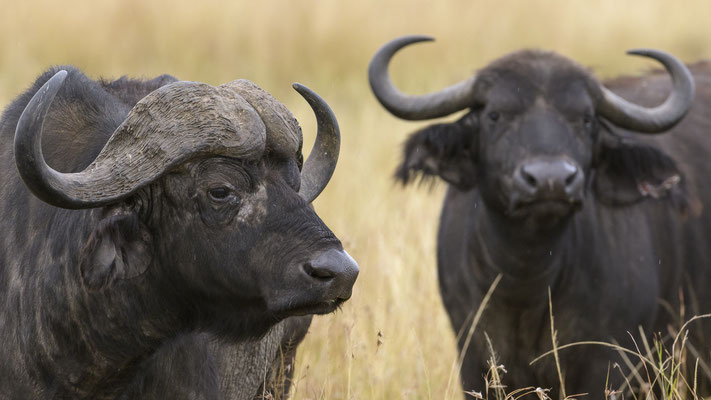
[395,112,478,189]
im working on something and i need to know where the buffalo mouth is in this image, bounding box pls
[270,296,349,318]
[507,197,583,219]
[286,298,348,316]
[266,248,358,318]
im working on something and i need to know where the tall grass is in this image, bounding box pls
[2,1,710,398]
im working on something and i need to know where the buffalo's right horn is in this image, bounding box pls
[292,83,340,204]
[368,35,477,120]
[13,70,87,208]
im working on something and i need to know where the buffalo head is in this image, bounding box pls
[15,70,358,337]
[370,36,694,231]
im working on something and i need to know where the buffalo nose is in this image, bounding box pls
[514,158,582,195]
[302,249,359,300]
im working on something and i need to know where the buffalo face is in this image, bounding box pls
[156,156,358,329]
[473,62,594,223]
[372,37,693,231]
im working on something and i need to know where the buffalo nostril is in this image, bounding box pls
[524,173,537,187]
[520,167,538,188]
[517,159,581,193]
[302,262,335,281]
[565,169,578,186]
[306,249,359,300]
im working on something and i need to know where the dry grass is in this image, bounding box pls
[2,1,711,399]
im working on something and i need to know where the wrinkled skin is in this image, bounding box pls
[0,67,356,399]
[395,54,711,397]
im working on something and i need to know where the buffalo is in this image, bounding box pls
[370,36,710,397]
[0,66,358,399]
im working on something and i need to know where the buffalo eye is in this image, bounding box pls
[208,186,236,203]
[487,111,500,122]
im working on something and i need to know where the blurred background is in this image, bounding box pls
[2,1,710,398]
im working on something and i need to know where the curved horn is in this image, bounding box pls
[15,72,265,209]
[293,83,340,203]
[13,70,98,209]
[598,49,695,133]
[368,35,477,120]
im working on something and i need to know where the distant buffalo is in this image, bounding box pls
[370,36,710,396]
[0,66,358,399]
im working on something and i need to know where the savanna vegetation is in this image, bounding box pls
[2,1,710,398]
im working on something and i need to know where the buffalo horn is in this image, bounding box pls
[13,70,99,209]
[293,83,341,203]
[15,70,266,209]
[597,49,694,133]
[368,35,477,120]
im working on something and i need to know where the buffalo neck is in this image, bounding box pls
[468,196,587,305]
[20,208,190,398]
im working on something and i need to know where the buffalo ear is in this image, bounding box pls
[80,210,153,290]
[395,113,478,190]
[593,133,695,214]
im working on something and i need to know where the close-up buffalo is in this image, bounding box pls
[0,67,358,399]
[370,35,711,397]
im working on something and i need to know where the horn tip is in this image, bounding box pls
[292,83,326,106]
[42,69,69,90]
[398,34,435,44]
[51,69,69,83]
[292,82,312,98]
[626,48,660,58]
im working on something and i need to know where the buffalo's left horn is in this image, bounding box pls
[597,49,695,133]
[15,70,266,209]
[369,35,477,120]
[292,83,340,203]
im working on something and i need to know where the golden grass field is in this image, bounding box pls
[2,1,711,399]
